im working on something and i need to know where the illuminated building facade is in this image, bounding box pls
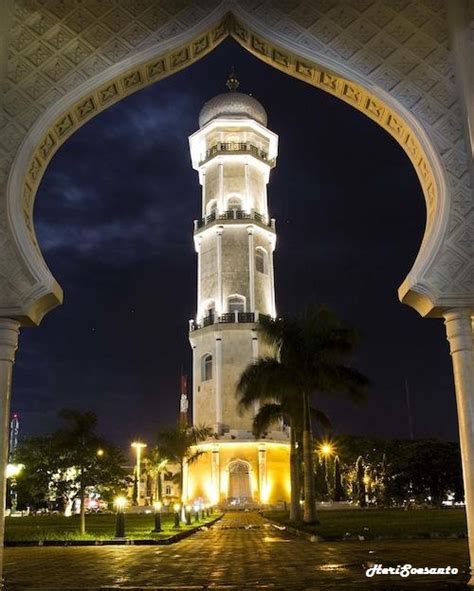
[186,74,290,506]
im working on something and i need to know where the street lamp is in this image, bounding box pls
[320,442,334,458]
[173,502,181,528]
[131,441,147,506]
[114,496,126,539]
[6,463,24,514]
[96,448,104,457]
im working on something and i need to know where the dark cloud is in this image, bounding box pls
[13,39,457,453]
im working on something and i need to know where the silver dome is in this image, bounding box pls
[199,92,268,128]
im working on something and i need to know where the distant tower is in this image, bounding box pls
[180,374,189,428]
[8,413,19,462]
[188,71,278,435]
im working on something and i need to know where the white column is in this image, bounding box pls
[192,345,197,424]
[247,226,255,312]
[444,309,474,584]
[268,236,276,318]
[211,444,220,504]
[218,160,224,212]
[182,457,189,503]
[252,332,259,417]
[196,236,202,318]
[201,169,206,218]
[216,226,224,315]
[0,319,20,569]
[215,336,223,434]
[245,161,251,211]
[258,444,267,503]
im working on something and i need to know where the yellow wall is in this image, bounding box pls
[186,440,291,505]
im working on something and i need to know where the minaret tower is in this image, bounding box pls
[189,72,279,435]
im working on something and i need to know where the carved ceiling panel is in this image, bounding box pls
[0,0,472,321]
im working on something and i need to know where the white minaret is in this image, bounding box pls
[189,72,279,435]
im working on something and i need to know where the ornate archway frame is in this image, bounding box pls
[6,8,448,325]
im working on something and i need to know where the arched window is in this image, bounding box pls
[201,353,213,381]
[165,485,172,496]
[206,199,217,216]
[228,294,245,313]
[227,195,242,211]
[255,247,268,274]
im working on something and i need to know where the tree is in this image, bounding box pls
[17,410,127,532]
[157,425,212,503]
[239,305,369,523]
[355,456,367,507]
[333,455,345,502]
[314,455,329,501]
[239,384,330,521]
[143,447,168,503]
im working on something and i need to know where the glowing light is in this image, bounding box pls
[173,503,181,513]
[319,441,334,457]
[96,448,104,457]
[154,501,162,511]
[114,496,126,511]
[6,464,24,478]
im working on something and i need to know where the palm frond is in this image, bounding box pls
[252,403,286,437]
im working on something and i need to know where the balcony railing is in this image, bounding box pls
[189,312,272,332]
[194,209,275,231]
[199,142,275,167]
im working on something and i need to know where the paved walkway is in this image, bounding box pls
[3,512,470,590]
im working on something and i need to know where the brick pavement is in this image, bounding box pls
[3,512,470,590]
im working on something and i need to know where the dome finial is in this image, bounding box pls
[226,67,240,92]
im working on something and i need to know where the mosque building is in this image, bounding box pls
[184,73,291,506]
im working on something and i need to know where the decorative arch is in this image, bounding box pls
[5,9,452,323]
[227,293,246,313]
[227,458,253,501]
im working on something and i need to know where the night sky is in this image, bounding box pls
[13,39,458,455]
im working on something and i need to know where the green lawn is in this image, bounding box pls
[264,508,467,540]
[5,512,221,542]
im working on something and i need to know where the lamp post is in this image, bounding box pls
[193,503,200,522]
[6,463,24,514]
[185,504,192,525]
[131,441,147,506]
[114,496,126,539]
[153,501,162,532]
[173,503,181,528]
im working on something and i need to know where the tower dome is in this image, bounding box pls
[198,70,267,128]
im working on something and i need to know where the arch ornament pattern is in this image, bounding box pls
[0,0,473,324]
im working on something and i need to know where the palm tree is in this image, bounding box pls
[238,305,369,523]
[143,447,168,503]
[156,425,212,503]
[239,384,330,521]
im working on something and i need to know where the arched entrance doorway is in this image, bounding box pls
[227,460,252,504]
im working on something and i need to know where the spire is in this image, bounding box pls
[226,67,240,92]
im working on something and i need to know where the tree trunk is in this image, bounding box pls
[79,474,86,535]
[302,392,318,524]
[289,424,301,521]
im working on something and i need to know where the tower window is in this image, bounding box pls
[202,353,213,381]
[206,199,217,216]
[255,248,268,274]
[228,295,245,313]
[227,196,242,210]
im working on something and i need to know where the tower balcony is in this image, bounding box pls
[198,142,276,167]
[194,209,276,233]
[189,311,272,333]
